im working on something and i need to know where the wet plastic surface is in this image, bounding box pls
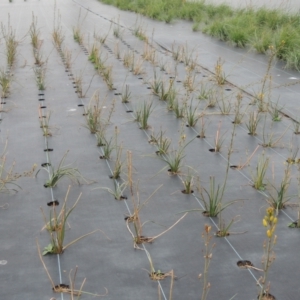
[0,0,299,299]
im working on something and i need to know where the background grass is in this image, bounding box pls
[99,0,300,70]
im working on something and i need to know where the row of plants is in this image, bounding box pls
[66,10,300,298]
[98,0,300,69]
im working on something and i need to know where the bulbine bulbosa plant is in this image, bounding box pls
[41,186,108,255]
[38,151,85,188]
[258,207,277,300]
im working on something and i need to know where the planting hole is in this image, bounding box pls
[38,93,44,96]
[40,106,46,109]
[257,293,276,300]
[147,87,151,89]
[225,88,232,91]
[53,284,69,291]
[237,260,253,268]
[209,148,216,152]
[215,231,230,237]
[41,163,51,167]
[138,77,143,80]
[181,189,194,194]
[1,102,6,104]
[202,211,210,217]
[39,98,45,101]
[44,148,53,152]
[47,200,59,207]
[126,110,133,113]
[230,165,239,169]
[196,135,205,138]
[78,104,84,107]
[176,80,182,83]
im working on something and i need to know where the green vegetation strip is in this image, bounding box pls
[99,0,300,70]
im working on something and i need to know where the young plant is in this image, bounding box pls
[213,122,226,152]
[181,167,195,194]
[142,43,156,64]
[183,69,197,92]
[131,56,144,75]
[99,179,128,200]
[39,151,85,188]
[267,164,292,210]
[52,9,64,48]
[121,84,131,103]
[38,106,52,137]
[73,26,83,44]
[63,47,72,70]
[126,152,186,248]
[199,225,215,300]
[40,186,104,255]
[111,144,124,180]
[29,14,41,50]
[268,100,282,122]
[160,138,194,175]
[173,98,185,118]
[100,135,114,160]
[232,92,245,124]
[0,69,11,98]
[185,100,200,127]
[33,65,46,90]
[214,57,227,85]
[84,91,104,133]
[149,129,171,156]
[292,119,300,135]
[2,26,18,67]
[134,101,153,130]
[246,111,260,135]
[144,248,173,281]
[198,115,208,138]
[102,65,114,90]
[198,83,213,100]
[197,176,238,217]
[251,152,269,190]
[258,207,277,300]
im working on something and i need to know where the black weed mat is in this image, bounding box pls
[0,0,299,299]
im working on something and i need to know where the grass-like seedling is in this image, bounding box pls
[251,152,269,190]
[2,24,18,67]
[261,116,290,148]
[84,91,104,133]
[0,69,11,98]
[63,47,72,70]
[198,83,213,100]
[173,98,185,118]
[217,94,232,115]
[214,58,227,85]
[149,129,171,155]
[121,84,131,103]
[131,56,145,75]
[52,7,64,48]
[160,138,193,175]
[198,116,208,138]
[258,207,277,300]
[88,43,99,64]
[133,23,148,42]
[183,69,198,92]
[102,65,114,90]
[268,100,282,122]
[267,165,292,210]
[171,43,184,62]
[100,179,128,200]
[246,111,260,135]
[101,136,114,160]
[142,43,156,65]
[213,123,226,152]
[111,144,124,179]
[123,50,134,68]
[73,26,83,44]
[33,65,46,90]
[29,14,40,50]
[232,92,245,124]
[41,186,105,255]
[113,17,123,38]
[114,41,121,59]
[38,106,52,137]
[39,151,84,188]
[134,101,154,130]
[181,168,195,194]
[185,100,200,127]
[197,176,238,217]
